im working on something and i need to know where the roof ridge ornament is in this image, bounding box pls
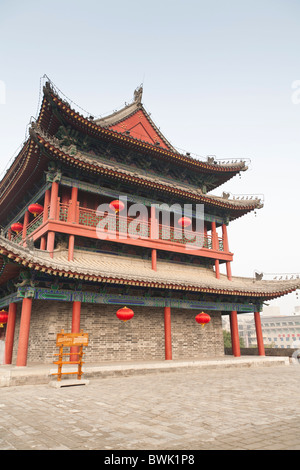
[133,85,143,104]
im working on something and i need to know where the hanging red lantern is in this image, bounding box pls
[178,216,191,227]
[116,306,134,322]
[28,203,43,217]
[195,312,211,328]
[0,310,8,328]
[109,199,125,213]
[11,222,23,233]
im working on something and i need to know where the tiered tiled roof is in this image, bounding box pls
[38,82,248,185]
[31,125,262,213]
[0,120,262,225]
[0,82,260,225]
[0,236,299,300]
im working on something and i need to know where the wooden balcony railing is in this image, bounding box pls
[76,205,224,250]
[12,202,225,252]
[12,211,45,244]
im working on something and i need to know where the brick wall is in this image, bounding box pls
[11,300,224,364]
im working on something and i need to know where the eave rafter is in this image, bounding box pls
[29,127,262,219]
[40,82,247,183]
[0,238,299,301]
[0,81,257,223]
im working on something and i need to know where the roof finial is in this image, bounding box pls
[134,84,143,104]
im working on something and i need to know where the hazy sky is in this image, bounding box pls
[0,0,299,314]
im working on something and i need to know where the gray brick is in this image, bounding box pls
[11,300,224,364]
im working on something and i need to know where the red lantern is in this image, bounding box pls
[0,310,8,328]
[109,200,125,213]
[11,222,23,233]
[28,203,43,217]
[116,306,134,322]
[195,312,211,328]
[178,216,191,227]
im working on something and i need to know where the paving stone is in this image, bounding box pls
[0,363,300,450]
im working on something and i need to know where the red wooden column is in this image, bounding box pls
[70,301,81,361]
[16,298,33,367]
[68,187,78,262]
[61,187,70,204]
[226,261,232,281]
[47,182,59,258]
[150,206,158,271]
[4,302,17,364]
[151,249,157,271]
[49,182,59,219]
[211,221,220,279]
[46,232,55,258]
[254,311,265,356]
[204,223,208,244]
[22,210,30,246]
[164,306,172,360]
[230,310,240,357]
[40,189,51,250]
[222,223,232,281]
[44,188,51,219]
[68,235,75,262]
[68,187,78,223]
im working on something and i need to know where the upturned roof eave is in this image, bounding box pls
[29,127,262,216]
[40,82,247,179]
[0,137,47,222]
[0,239,299,300]
[0,127,261,224]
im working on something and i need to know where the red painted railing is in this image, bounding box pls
[12,211,44,244]
[77,206,224,251]
[11,203,225,252]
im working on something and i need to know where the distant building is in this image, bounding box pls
[259,315,300,348]
[232,313,300,349]
[223,304,300,349]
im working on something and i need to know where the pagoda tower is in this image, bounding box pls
[0,80,299,367]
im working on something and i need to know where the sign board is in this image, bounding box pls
[56,330,89,348]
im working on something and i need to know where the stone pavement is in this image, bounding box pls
[0,355,290,387]
[0,358,300,450]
